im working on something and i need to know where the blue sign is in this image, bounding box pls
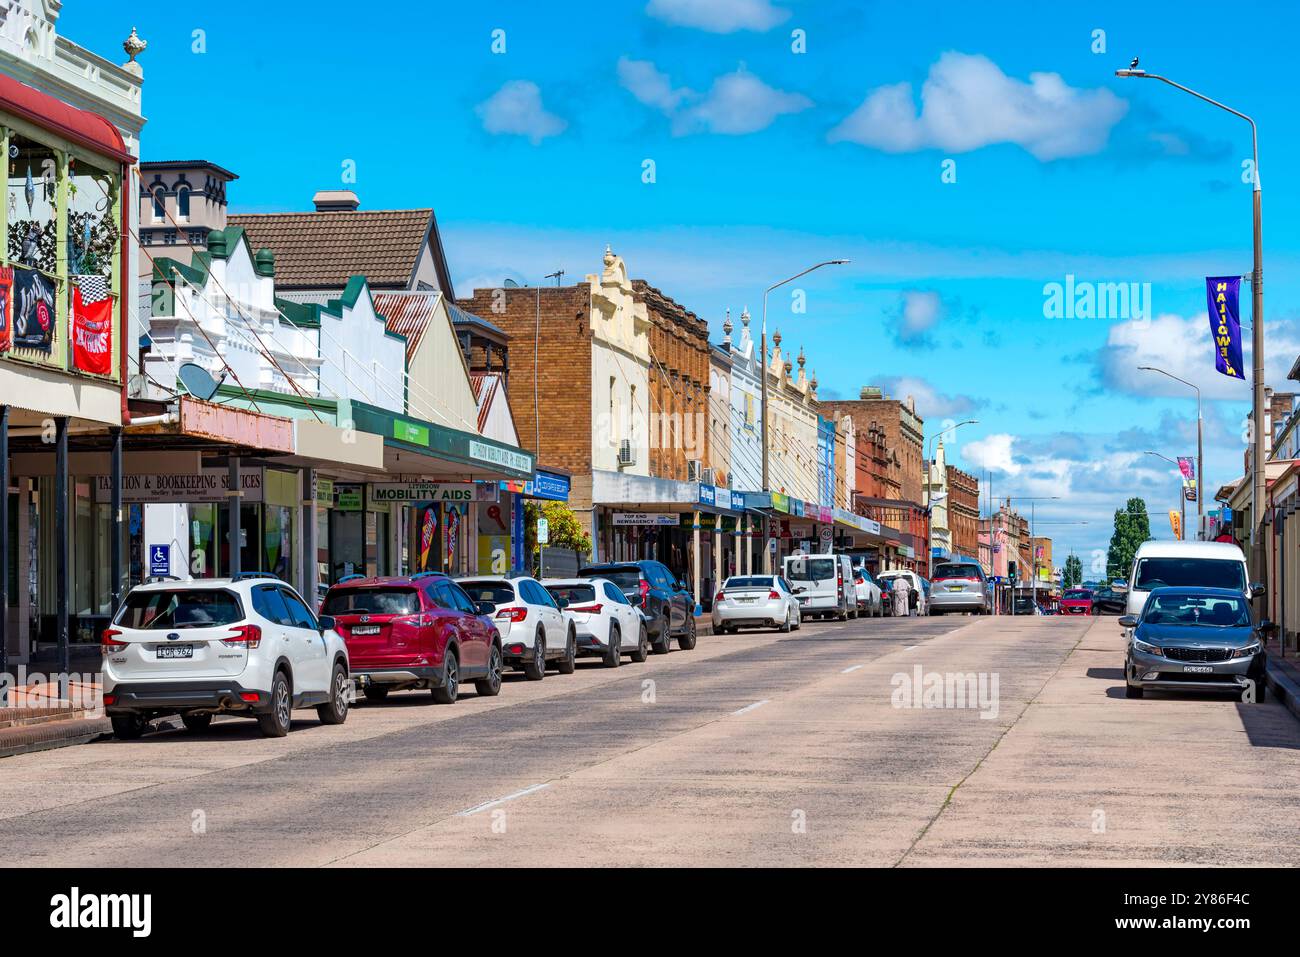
[697,484,717,507]
[531,471,570,501]
[149,544,170,577]
[729,490,746,512]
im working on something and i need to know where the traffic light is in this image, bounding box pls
[1008,560,1018,580]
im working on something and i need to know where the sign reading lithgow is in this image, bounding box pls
[94,468,265,504]
[368,482,499,505]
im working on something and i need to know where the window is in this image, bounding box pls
[323,587,419,616]
[176,185,190,220]
[446,583,478,614]
[151,185,165,222]
[548,584,596,606]
[1143,593,1250,627]
[1134,558,1246,592]
[459,581,516,606]
[603,582,628,604]
[251,584,292,625]
[115,589,243,629]
[279,588,318,629]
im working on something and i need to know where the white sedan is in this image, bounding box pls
[712,575,802,633]
[458,575,575,680]
[852,568,884,617]
[543,577,649,667]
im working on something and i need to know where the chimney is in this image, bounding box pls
[313,189,360,212]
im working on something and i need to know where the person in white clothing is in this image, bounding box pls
[892,576,910,617]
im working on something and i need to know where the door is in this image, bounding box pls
[435,581,481,670]
[250,583,298,674]
[279,586,329,692]
[525,580,565,652]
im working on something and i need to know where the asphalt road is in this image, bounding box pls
[3,612,1298,867]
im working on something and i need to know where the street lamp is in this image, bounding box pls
[923,419,978,573]
[1118,64,1263,565]
[1145,450,1189,540]
[1138,365,1203,536]
[759,260,848,571]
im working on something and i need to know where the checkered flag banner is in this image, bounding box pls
[73,274,110,304]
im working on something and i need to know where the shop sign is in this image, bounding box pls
[529,471,571,501]
[729,490,745,511]
[392,420,430,446]
[791,499,805,518]
[770,492,790,514]
[94,468,265,504]
[818,506,833,524]
[469,439,532,474]
[335,484,364,511]
[369,482,498,505]
[697,484,717,507]
[612,512,678,527]
[315,476,334,505]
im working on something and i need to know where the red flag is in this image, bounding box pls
[71,279,112,375]
[0,266,11,353]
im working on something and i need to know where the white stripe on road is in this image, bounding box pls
[457,782,552,816]
[732,699,770,716]
[841,664,863,674]
[904,645,918,651]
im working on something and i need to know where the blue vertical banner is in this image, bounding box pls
[1206,276,1245,380]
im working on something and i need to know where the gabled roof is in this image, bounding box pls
[229,207,456,296]
[373,291,442,360]
[470,372,506,434]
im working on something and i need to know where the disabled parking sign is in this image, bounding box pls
[149,544,170,577]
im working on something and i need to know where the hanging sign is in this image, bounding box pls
[71,276,112,375]
[1206,276,1245,380]
[0,265,12,353]
[13,265,53,352]
[612,512,677,526]
[369,482,497,505]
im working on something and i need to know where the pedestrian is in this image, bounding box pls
[892,576,909,617]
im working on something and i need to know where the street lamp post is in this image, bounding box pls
[759,260,848,572]
[1146,450,1188,540]
[1118,65,1262,562]
[1138,366,1203,536]
[923,419,978,575]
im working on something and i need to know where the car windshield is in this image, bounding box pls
[1134,558,1246,592]
[1063,590,1091,600]
[115,589,243,629]
[787,559,835,582]
[1143,593,1251,627]
[725,577,773,589]
[580,567,641,590]
[547,584,595,605]
[932,563,980,580]
[458,581,516,605]
[322,587,419,616]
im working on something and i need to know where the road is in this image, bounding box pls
[3,612,1298,867]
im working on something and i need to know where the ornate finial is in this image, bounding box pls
[797,346,806,368]
[773,328,782,347]
[783,359,792,375]
[603,243,614,266]
[740,307,750,327]
[123,26,147,63]
[811,370,818,391]
[722,309,733,337]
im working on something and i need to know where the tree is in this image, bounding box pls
[523,500,591,570]
[1105,497,1151,580]
[1063,553,1083,589]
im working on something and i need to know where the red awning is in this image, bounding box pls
[0,72,133,165]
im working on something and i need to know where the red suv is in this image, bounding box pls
[320,574,502,704]
[1060,589,1095,616]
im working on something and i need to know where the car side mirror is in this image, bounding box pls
[1249,582,1266,600]
[793,587,807,595]
[1258,619,1279,636]
[556,597,569,609]
[1117,615,1138,629]
[628,594,643,607]
[475,601,496,617]
[318,615,336,633]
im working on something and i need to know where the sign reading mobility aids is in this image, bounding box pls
[94,467,265,504]
[368,482,500,506]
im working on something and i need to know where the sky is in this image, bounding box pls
[63,0,1300,567]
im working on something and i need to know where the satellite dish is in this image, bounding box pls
[503,278,521,288]
[176,362,226,401]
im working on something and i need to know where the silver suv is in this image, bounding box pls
[928,562,991,616]
[102,575,351,739]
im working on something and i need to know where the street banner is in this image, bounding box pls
[1169,509,1182,541]
[1177,456,1195,480]
[0,266,12,353]
[419,507,436,570]
[1206,276,1245,380]
[71,276,112,375]
[13,265,53,352]
[1183,480,1197,502]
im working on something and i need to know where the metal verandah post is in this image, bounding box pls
[110,427,123,614]
[55,416,68,678]
[227,456,241,578]
[0,406,7,704]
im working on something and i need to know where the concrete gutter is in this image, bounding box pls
[1265,659,1300,724]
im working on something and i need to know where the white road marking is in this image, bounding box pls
[841,664,863,674]
[457,782,552,816]
[904,645,918,651]
[732,699,770,716]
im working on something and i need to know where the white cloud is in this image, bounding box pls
[964,433,1021,476]
[646,0,789,33]
[896,290,944,343]
[674,67,812,135]
[874,375,984,421]
[476,81,567,144]
[829,52,1129,161]
[617,57,691,112]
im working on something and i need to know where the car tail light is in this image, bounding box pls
[507,643,524,655]
[101,628,127,655]
[715,591,725,604]
[102,693,117,706]
[238,692,261,703]
[221,624,262,649]
[639,579,650,602]
[496,607,529,623]
[570,604,603,614]
[768,591,781,600]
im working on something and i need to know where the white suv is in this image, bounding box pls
[458,575,575,680]
[102,575,350,739]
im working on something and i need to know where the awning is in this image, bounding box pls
[349,399,534,481]
[0,72,133,164]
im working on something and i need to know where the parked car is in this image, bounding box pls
[320,574,502,704]
[1060,589,1095,616]
[543,577,649,666]
[1012,595,1042,615]
[1092,587,1127,615]
[928,561,992,616]
[783,553,855,621]
[878,569,928,616]
[1126,541,1258,621]
[1121,586,1273,701]
[712,575,802,633]
[576,560,697,653]
[458,575,576,680]
[102,575,350,739]
[851,565,884,617]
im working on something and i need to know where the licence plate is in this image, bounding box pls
[1184,665,1214,674]
[947,585,964,592]
[156,645,194,659]
[351,625,380,635]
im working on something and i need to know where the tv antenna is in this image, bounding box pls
[544,269,565,287]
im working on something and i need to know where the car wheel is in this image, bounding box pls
[652,621,672,655]
[475,644,504,697]
[677,614,697,650]
[1125,683,1144,699]
[604,625,621,668]
[779,607,792,633]
[432,650,459,704]
[524,633,546,680]
[257,671,292,738]
[558,629,578,674]
[111,713,146,740]
[317,662,350,725]
[631,623,650,662]
[180,712,212,733]
[362,685,390,702]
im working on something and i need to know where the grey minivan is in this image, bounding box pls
[928,561,991,616]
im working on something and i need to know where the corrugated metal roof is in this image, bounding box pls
[372,291,442,360]
[469,372,503,434]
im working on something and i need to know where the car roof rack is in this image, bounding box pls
[232,572,282,582]
[143,574,182,584]
[410,571,442,580]
[335,573,366,584]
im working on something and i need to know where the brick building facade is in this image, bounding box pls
[947,464,980,560]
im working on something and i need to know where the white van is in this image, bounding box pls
[1126,540,1256,619]
[783,553,855,621]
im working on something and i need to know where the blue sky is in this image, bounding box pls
[64,0,1300,564]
